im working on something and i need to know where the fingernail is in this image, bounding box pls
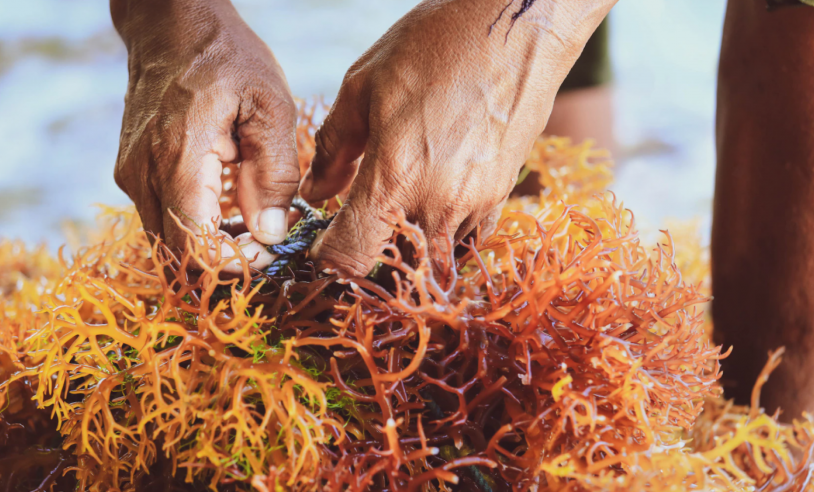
[256,207,288,245]
[299,170,314,198]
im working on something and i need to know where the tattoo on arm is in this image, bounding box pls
[490,0,538,39]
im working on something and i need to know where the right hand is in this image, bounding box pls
[300,0,615,277]
[111,0,298,271]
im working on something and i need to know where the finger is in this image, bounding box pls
[216,232,276,274]
[153,84,240,250]
[414,204,468,262]
[136,196,164,243]
[316,186,394,278]
[161,143,232,251]
[300,78,369,202]
[127,177,165,241]
[475,198,508,240]
[115,137,165,239]
[161,153,275,274]
[166,207,276,274]
[451,195,508,250]
[220,214,249,238]
[427,219,465,263]
[237,94,300,246]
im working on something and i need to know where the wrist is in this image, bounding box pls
[514,0,617,43]
[111,0,238,58]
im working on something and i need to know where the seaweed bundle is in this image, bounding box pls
[1,106,814,492]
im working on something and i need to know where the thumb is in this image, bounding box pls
[237,97,300,245]
[300,80,369,202]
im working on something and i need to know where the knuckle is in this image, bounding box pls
[340,66,366,95]
[314,124,341,158]
[320,239,373,278]
[253,164,300,193]
[238,97,297,149]
[263,91,297,121]
[248,85,297,121]
[113,160,131,195]
[320,201,386,277]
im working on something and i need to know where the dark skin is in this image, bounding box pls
[713,0,814,418]
[300,0,614,275]
[111,0,614,272]
[110,0,814,416]
[111,0,293,272]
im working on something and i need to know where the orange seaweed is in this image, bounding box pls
[1,109,813,492]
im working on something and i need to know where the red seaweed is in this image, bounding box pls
[1,109,812,492]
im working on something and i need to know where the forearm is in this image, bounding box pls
[418,0,617,90]
[527,0,618,26]
[491,0,617,97]
[110,0,242,59]
[509,0,617,44]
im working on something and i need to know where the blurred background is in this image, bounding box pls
[0,0,726,247]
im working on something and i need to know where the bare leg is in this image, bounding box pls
[544,84,616,155]
[713,0,814,418]
[513,84,615,196]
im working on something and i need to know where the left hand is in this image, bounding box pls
[111,0,299,272]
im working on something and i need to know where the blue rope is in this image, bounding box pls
[266,198,334,276]
[210,199,333,305]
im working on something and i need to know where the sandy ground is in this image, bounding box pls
[0,0,726,247]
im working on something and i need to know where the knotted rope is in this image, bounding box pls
[265,197,333,276]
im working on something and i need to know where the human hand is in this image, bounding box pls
[112,0,298,271]
[299,0,616,277]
